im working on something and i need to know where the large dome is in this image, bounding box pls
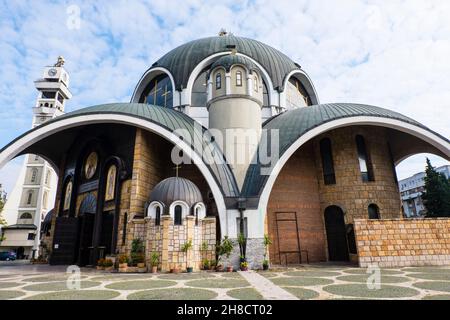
[151,34,301,92]
[149,177,203,207]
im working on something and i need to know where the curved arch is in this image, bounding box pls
[282,69,320,105]
[258,116,450,219]
[147,201,164,220]
[169,200,189,223]
[0,113,229,236]
[184,52,276,106]
[193,202,206,220]
[131,67,179,106]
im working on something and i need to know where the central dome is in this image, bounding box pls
[151,34,301,92]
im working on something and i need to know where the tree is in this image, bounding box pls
[422,158,450,217]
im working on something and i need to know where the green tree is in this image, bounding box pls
[422,158,450,217]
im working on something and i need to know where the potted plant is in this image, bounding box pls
[209,260,216,270]
[104,258,114,271]
[216,236,233,272]
[130,238,146,272]
[202,258,210,270]
[150,252,159,273]
[181,239,193,273]
[118,254,128,272]
[240,261,249,271]
[96,258,105,270]
[262,234,272,271]
[135,253,146,273]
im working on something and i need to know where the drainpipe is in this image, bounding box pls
[237,198,247,258]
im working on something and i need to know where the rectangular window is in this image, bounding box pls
[355,135,374,182]
[215,73,221,90]
[41,91,56,99]
[319,138,336,185]
[236,71,242,86]
[28,233,36,240]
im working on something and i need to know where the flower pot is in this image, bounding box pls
[240,267,248,271]
[151,266,158,273]
[137,262,145,268]
[119,263,128,269]
[105,266,114,272]
[263,264,269,271]
[226,266,233,272]
[96,266,104,271]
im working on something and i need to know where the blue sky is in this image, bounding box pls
[0,0,449,193]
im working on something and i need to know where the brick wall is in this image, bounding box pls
[355,218,450,267]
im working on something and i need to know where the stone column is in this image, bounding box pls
[161,215,172,272]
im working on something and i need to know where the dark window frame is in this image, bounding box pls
[319,138,336,185]
[355,135,375,182]
[215,72,222,90]
[155,206,161,226]
[174,205,183,225]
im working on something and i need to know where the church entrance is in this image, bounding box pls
[77,212,95,266]
[99,210,115,257]
[324,206,349,261]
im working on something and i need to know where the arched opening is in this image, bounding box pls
[368,204,380,219]
[324,205,349,261]
[155,206,161,226]
[139,73,173,108]
[76,193,97,266]
[174,205,182,225]
[20,212,32,219]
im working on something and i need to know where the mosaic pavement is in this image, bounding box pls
[0,264,449,300]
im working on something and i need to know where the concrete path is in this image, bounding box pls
[238,270,298,300]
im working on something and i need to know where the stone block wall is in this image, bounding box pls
[355,218,450,267]
[314,126,402,223]
[144,215,216,272]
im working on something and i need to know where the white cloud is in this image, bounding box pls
[0,0,448,188]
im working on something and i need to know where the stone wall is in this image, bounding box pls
[314,126,402,223]
[355,218,450,267]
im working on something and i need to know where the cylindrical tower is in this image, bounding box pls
[207,55,263,189]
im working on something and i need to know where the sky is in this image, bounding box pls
[0,0,449,194]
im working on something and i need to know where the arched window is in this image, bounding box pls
[155,206,161,226]
[355,135,374,182]
[26,191,33,205]
[45,170,51,185]
[31,169,38,183]
[174,205,182,225]
[195,207,199,226]
[140,73,173,108]
[319,138,336,185]
[254,75,259,92]
[368,204,380,219]
[215,72,222,90]
[20,212,32,219]
[236,71,242,86]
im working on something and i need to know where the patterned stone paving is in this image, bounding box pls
[0,264,449,300]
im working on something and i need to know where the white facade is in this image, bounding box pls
[399,165,450,217]
[0,57,71,258]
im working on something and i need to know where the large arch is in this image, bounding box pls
[258,116,450,224]
[281,69,320,106]
[0,113,231,236]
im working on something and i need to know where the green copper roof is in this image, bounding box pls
[3,103,239,198]
[151,35,300,91]
[242,103,449,197]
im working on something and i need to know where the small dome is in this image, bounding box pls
[149,177,203,207]
[210,55,259,73]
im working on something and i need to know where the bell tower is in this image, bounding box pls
[1,57,72,259]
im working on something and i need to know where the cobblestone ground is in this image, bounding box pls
[0,264,449,300]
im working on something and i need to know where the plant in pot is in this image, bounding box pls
[118,254,128,272]
[202,258,210,270]
[130,238,146,272]
[181,239,193,273]
[262,234,272,271]
[150,252,159,273]
[216,236,233,272]
[240,260,249,271]
[96,258,105,271]
[104,258,114,271]
[209,260,216,270]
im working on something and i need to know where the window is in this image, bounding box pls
[122,212,128,245]
[139,73,173,108]
[31,169,38,183]
[45,170,51,185]
[215,72,222,90]
[355,135,374,182]
[28,233,36,240]
[174,205,182,225]
[368,204,380,219]
[319,138,336,185]
[254,75,258,92]
[41,91,56,99]
[155,206,161,226]
[26,191,33,205]
[236,71,242,86]
[195,207,199,226]
[20,212,32,219]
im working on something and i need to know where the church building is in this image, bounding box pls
[0,32,449,270]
